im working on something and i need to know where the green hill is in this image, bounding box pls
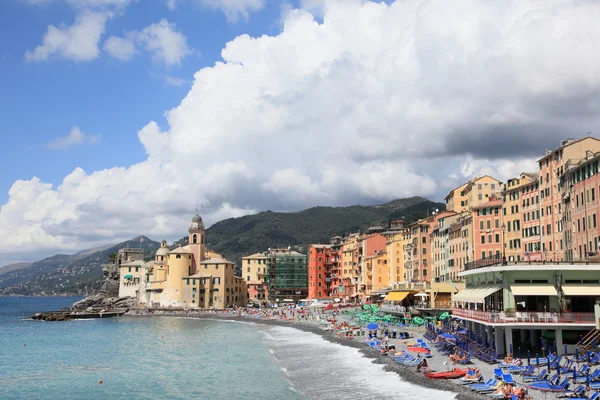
[199,196,444,267]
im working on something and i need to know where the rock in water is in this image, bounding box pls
[71,261,128,311]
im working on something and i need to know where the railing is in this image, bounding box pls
[452,308,595,324]
[380,304,408,314]
[464,255,503,271]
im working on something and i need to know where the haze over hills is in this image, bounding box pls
[0,197,444,296]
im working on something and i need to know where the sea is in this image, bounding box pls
[0,297,457,400]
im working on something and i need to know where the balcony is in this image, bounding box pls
[452,308,595,324]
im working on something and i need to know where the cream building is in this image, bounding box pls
[118,212,247,309]
[242,252,269,302]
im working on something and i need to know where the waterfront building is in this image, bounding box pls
[241,252,269,303]
[472,199,503,262]
[382,221,406,285]
[520,176,542,261]
[538,137,600,261]
[404,211,456,283]
[341,233,361,299]
[118,213,247,309]
[358,233,386,298]
[266,248,308,303]
[447,212,472,283]
[308,244,333,299]
[502,173,536,262]
[365,250,388,294]
[561,151,600,261]
[432,213,461,282]
[452,260,600,356]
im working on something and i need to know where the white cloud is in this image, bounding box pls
[106,19,191,66]
[6,0,600,261]
[134,19,190,66]
[166,0,178,10]
[46,127,99,150]
[198,0,265,22]
[103,35,136,61]
[25,12,108,62]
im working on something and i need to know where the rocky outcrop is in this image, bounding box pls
[32,312,71,321]
[71,262,133,311]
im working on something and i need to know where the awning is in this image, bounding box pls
[124,275,133,279]
[452,288,479,302]
[384,291,409,302]
[561,285,600,296]
[453,287,501,303]
[510,285,557,296]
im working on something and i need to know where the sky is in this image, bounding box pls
[1,0,600,266]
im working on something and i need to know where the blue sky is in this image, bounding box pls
[0,0,285,204]
[1,0,599,265]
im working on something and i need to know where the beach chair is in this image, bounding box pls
[494,368,503,379]
[502,374,516,385]
[522,369,548,382]
[569,392,599,400]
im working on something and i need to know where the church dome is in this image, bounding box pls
[192,213,203,223]
[156,247,169,256]
[156,240,169,256]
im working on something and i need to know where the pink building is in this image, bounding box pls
[563,153,600,260]
[472,199,503,261]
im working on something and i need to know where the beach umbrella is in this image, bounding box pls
[536,353,539,366]
[575,347,579,360]
[518,347,522,359]
[510,343,513,354]
[415,292,429,297]
[594,338,598,350]
[564,344,568,356]
[527,350,531,365]
[587,351,591,363]
[573,369,577,381]
[367,322,379,331]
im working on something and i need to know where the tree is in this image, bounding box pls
[108,252,118,264]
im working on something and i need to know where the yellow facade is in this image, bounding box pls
[385,233,405,284]
[241,253,268,284]
[120,212,248,309]
[502,173,536,262]
[341,234,359,293]
[445,183,468,213]
[463,176,502,210]
[370,251,389,292]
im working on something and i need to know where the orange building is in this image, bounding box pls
[307,243,341,299]
[472,199,503,262]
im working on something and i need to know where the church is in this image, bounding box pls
[118,212,248,309]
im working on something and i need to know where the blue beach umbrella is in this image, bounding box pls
[575,347,579,360]
[367,322,379,331]
[564,344,567,356]
[536,353,540,366]
[594,339,598,350]
[527,350,531,365]
[573,369,577,381]
[510,343,513,354]
[587,351,591,363]
[519,347,522,359]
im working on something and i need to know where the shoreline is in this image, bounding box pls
[125,312,480,400]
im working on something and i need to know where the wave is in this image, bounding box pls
[264,326,457,400]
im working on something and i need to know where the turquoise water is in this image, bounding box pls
[0,297,456,400]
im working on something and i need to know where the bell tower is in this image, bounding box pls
[188,210,206,273]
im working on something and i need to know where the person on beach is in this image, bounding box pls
[450,350,461,363]
[503,353,513,364]
[463,369,481,382]
[416,358,428,373]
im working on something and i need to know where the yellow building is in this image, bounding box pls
[241,252,269,302]
[445,183,468,213]
[502,172,537,262]
[119,212,247,309]
[431,213,461,282]
[365,251,388,294]
[447,212,472,282]
[341,233,360,298]
[384,232,405,284]
[462,176,502,210]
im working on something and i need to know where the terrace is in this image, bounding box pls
[452,307,595,325]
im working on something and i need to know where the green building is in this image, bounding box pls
[266,249,308,304]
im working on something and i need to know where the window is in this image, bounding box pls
[480,221,484,230]
[481,235,485,244]
[478,194,482,200]
[495,219,499,228]
[247,267,250,272]
[247,276,250,281]
[488,234,492,243]
[486,220,491,229]
[422,237,426,244]
[495,234,500,243]
[176,254,181,259]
